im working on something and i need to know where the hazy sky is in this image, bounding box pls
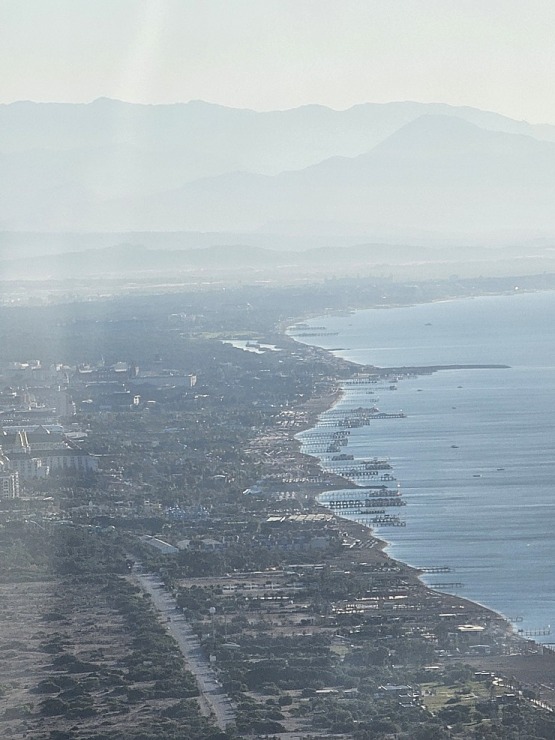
[2,0,555,122]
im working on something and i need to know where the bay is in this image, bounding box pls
[291,290,555,639]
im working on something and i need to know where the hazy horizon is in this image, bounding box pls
[2,3,555,276]
[3,1,555,124]
[2,100,555,243]
[4,96,555,126]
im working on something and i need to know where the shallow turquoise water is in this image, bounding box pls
[293,291,555,638]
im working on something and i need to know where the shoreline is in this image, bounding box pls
[282,345,555,706]
[276,291,555,706]
[291,368,513,628]
[281,311,528,640]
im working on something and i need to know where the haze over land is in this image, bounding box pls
[2,98,555,243]
[5,5,555,736]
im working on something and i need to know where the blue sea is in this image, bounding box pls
[291,290,555,639]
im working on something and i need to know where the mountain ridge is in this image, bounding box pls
[2,101,555,238]
[82,115,555,233]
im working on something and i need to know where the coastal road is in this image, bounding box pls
[132,566,236,731]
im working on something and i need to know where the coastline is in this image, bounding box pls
[277,290,555,707]
[283,346,555,706]
[289,362,512,629]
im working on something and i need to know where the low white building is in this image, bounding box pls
[140,535,178,555]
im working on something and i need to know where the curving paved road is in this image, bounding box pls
[132,566,236,731]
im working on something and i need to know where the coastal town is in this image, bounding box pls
[2,276,555,739]
[7,4,555,739]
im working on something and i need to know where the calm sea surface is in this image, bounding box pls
[292,291,555,639]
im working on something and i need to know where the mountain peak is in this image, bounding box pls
[374,113,489,151]
[2,101,555,236]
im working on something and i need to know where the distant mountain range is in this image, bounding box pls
[2,98,555,240]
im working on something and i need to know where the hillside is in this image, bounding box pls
[2,100,555,239]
